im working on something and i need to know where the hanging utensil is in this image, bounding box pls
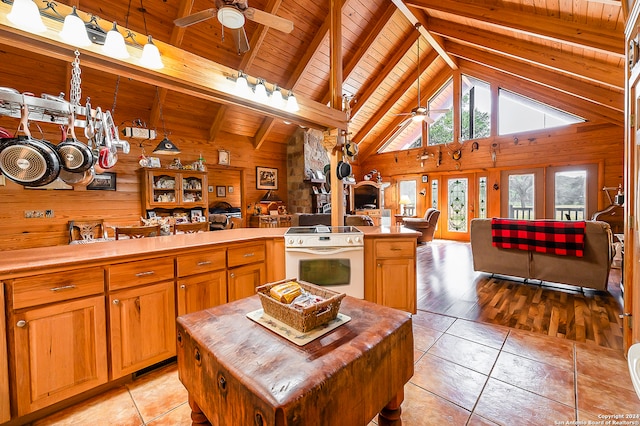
[97,109,117,169]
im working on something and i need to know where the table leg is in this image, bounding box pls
[188,395,211,426]
[378,388,404,425]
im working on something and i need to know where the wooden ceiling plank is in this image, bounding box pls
[353,49,439,144]
[446,41,623,112]
[426,16,623,90]
[254,117,277,149]
[392,0,458,69]
[208,105,228,142]
[350,30,419,119]
[404,0,624,56]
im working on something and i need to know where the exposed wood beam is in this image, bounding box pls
[404,0,624,56]
[350,29,419,120]
[446,41,623,112]
[426,16,623,90]
[392,0,457,69]
[320,3,397,105]
[212,0,284,146]
[358,67,450,161]
[149,0,194,129]
[353,50,439,145]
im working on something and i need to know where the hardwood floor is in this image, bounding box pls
[417,240,625,350]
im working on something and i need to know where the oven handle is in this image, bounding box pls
[285,246,363,256]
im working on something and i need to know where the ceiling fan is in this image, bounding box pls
[174,0,294,54]
[397,23,448,126]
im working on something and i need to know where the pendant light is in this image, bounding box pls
[102,22,129,59]
[59,6,92,47]
[152,88,180,155]
[7,0,46,33]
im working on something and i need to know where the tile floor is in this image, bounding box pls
[33,310,640,426]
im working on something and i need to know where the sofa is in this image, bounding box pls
[403,208,440,243]
[470,218,614,291]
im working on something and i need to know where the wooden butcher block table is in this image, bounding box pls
[176,295,414,426]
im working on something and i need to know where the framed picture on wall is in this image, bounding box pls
[256,166,278,190]
[216,186,226,197]
[87,172,116,191]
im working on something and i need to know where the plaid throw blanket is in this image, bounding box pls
[491,218,586,257]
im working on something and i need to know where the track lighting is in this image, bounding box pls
[229,72,299,112]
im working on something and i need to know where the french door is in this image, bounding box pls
[440,174,476,241]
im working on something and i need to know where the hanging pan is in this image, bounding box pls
[0,103,61,187]
[57,124,95,186]
[56,113,94,172]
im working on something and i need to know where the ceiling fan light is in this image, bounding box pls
[217,7,245,30]
[140,35,164,69]
[411,114,424,122]
[59,6,92,47]
[7,0,46,33]
[102,22,129,59]
[286,92,299,112]
[254,80,269,104]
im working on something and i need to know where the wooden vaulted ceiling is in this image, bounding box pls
[26,0,625,162]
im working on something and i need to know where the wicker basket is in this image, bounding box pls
[256,279,346,332]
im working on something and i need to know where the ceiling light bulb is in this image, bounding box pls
[7,0,46,33]
[59,6,92,47]
[235,73,251,97]
[254,80,269,104]
[140,35,164,69]
[286,92,299,112]
[102,22,129,59]
[217,7,245,29]
[411,114,424,122]
[270,86,285,109]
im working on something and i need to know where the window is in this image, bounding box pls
[399,180,417,216]
[461,76,491,141]
[498,89,584,135]
[447,178,468,232]
[507,174,535,219]
[545,164,597,220]
[478,177,487,219]
[431,179,438,210]
[428,79,454,146]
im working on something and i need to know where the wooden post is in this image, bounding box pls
[329,0,344,226]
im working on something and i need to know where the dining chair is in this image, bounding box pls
[174,221,209,234]
[68,220,106,243]
[115,224,161,240]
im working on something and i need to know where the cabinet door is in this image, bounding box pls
[12,296,108,416]
[180,173,207,208]
[227,263,266,302]
[109,281,176,379]
[177,271,227,316]
[0,284,9,423]
[148,172,179,208]
[375,258,416,313]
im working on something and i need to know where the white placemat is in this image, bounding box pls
[246,309,351,346]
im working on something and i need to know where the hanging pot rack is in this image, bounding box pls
[0,90,93,128]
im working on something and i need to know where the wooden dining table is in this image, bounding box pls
[176,295,414,426]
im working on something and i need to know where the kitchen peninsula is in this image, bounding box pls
[0,226,419,425]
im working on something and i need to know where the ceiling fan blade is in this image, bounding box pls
[174,8,218,27]
[423,115,435,124]
[231,27,250,54]
[244,7,294,33]
[398,117,412,127]
[428,108,450,114]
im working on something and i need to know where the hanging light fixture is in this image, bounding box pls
[7,0,46,33]
[152,88,180,155]
[102,22,129,59]
[59,6,92,47]
[140,35,164,69]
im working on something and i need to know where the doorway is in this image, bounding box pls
[440,174,476,241]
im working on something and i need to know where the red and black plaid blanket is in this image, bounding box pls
[491,218,586,257]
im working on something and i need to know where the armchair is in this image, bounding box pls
[402,208,440,243]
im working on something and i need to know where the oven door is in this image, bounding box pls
[285,246,364,298]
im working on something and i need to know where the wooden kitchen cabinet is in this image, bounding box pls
[365,238,416,314]
[108,258,176,379]
[176,249,227,316]
[227,242,266,302]
[141,168,208,212]
[0,284,9,424]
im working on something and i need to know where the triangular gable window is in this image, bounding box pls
[498,89,584,135]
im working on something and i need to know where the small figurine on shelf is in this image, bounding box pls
[168,158,182,169]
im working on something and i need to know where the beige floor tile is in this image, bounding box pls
[576,374,640,417]
[126,364,188,423]
[427,333,500,375]
[413,322,443,352]
[445,319,509,349]
[412,310,456,332]
[575,343,634,392]
[33,387,142,426]
[411,353,487,411]
[502,328,574,370]
[145,402,192,426]
[398,382,471,426]
[490,351,575,407]
[474,378,575,426]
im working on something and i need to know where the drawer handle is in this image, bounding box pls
[50,284,77,292]
[16,320,26,328]
[197,261,212,266]
[135,271,155,277]
[243,253,255,257]
[390,248,402,251]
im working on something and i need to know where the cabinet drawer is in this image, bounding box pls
[176,249,226,277]
[11,268,104,310]
[375,240,415,258]
[108,258,174,291]
[227,243,265,268]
